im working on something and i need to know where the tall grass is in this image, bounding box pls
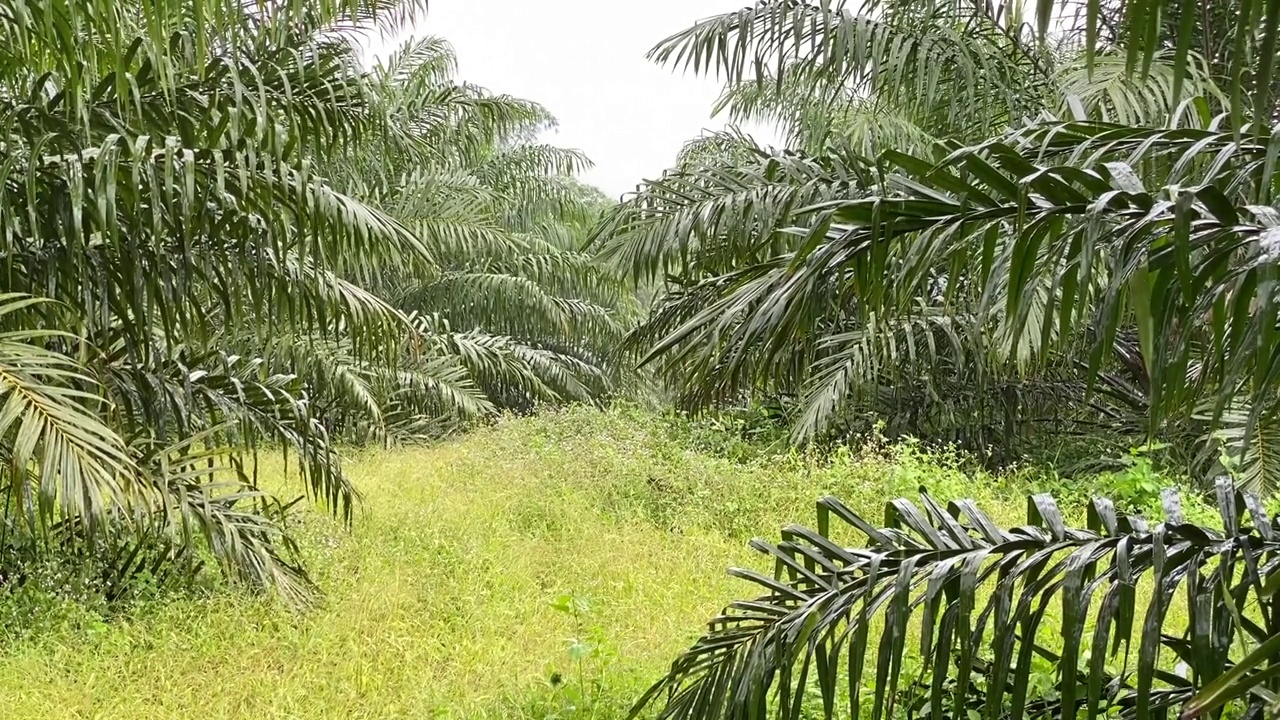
[0,407,1053,719]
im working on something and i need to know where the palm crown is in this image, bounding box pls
[592,0,1280,488]
[1,0,630,600]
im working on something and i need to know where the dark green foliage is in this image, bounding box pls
[591,0,1280,491]
[635,479,1280,720]
[612,2,1280,713]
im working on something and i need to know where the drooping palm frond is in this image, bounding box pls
[637,480,1280,720]
[672,127,774,169]
[373,34,458,88]
[152,447,316,605]
[1050,50,1228,126]
[591,136,872,284]
[714,69,942,156]
[0,296,138,530]
[0,0,426,91]
[598,100,1280,469]
[1206,404,1280,497]
[1026,0,1278,132]
[651,0,1052,141]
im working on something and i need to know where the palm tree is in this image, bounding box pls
[2,0,439,601]
[590,0,1278,487]
[261,36,636,443]
[596,0,1280,716]
[1,1,631,600]
[363,39,635,421]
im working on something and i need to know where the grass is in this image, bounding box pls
[0,407,1128,718]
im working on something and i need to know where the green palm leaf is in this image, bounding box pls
[0,295,138,529]
[638,479,1280,720]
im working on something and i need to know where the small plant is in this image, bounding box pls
[0,517,209,642]
[544,592,614,718]
[668,405,791,464]
[1093,443,1168,513]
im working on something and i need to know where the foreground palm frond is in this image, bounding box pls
[637,478,1280,720]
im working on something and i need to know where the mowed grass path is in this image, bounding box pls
[0,408,1022,719]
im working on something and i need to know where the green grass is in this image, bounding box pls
[0,407,1058,719]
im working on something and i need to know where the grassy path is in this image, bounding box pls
[0,408,1019,719]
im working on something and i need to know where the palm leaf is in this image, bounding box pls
[0,295,138,529]
[638,479,1280,720]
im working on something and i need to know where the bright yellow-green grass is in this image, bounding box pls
[0,407,1045,719]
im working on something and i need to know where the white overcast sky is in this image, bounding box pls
[363,1,782,200]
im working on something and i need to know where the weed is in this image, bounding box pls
[0,406,1210,719]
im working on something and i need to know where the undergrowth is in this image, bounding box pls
[0,405,1238,718]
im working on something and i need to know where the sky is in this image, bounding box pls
[363,0,782,200]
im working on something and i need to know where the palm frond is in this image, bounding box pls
[638,480,1280,720]
[609,119,1280,447]
[1052,50,1228,126]
[650,0,1051,141]
[0,296,138,530]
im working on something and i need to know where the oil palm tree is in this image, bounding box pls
[1,1,631,600]
[266,36,635,442]
[1,0,439,601]
[602,0,1280,717]
[591,0,1276,485]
